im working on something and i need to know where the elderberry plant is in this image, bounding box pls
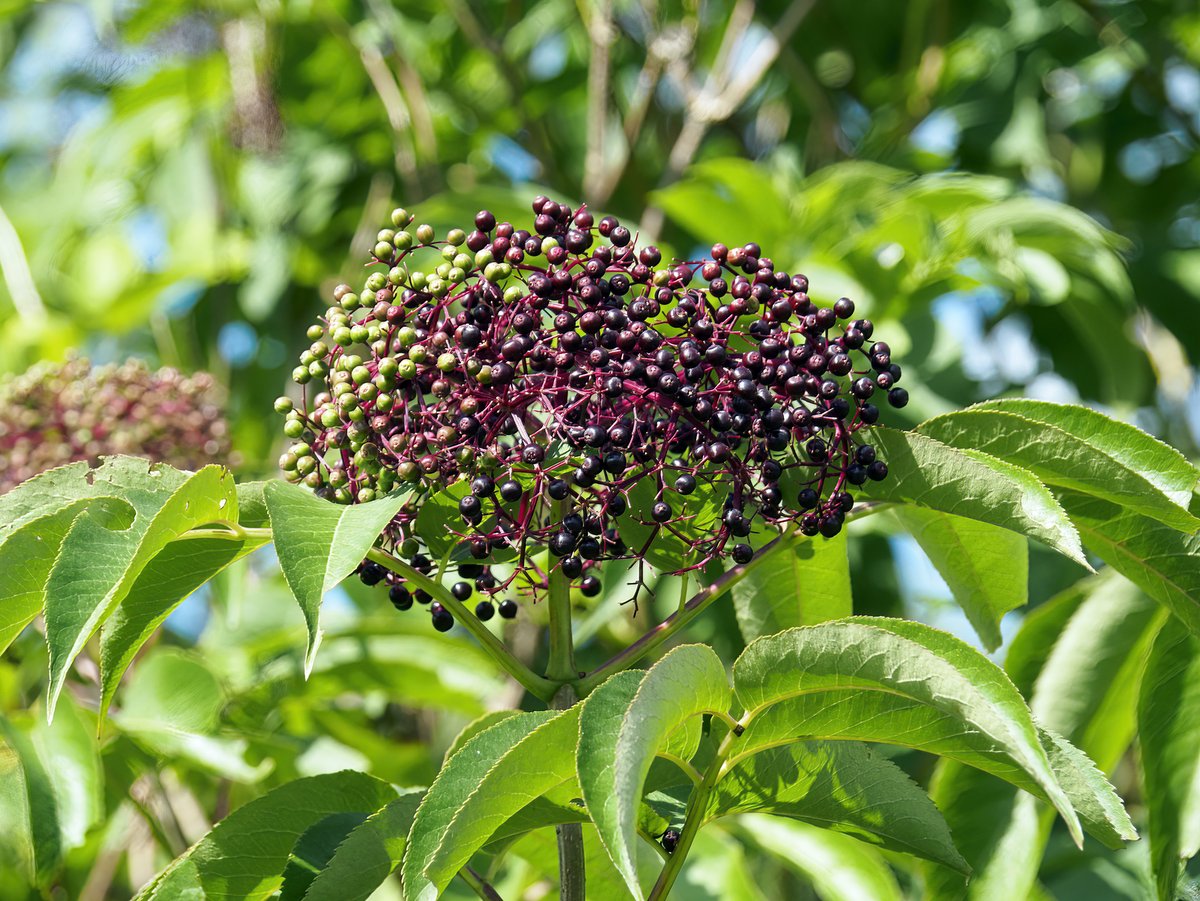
[3,201,1198,901]
[276,197,904,630]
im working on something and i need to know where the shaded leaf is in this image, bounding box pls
[303,791,425,901]
[736,813,903,901]
[709,741,967,873]
[1139,617,1200,901]
[893,507,1027,650]
[731,531,851,642]
[1059,491,1200,634]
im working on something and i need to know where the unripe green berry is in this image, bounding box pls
[274,396,294,414]
[308,360,328,378]
[503,285,524,303]
[332,326,353,345]
[350,324,370,344]
[292,366,311,384]
[374,241,394,260]
[365,273,386,292]
[397,359,417,379]
[415,223,434,243]
[474,249,494,268]
[437,352,457,372]
[393,230,413,251]
[397,327,418,348]
[377,228,396,243]
[446,228,466,246]
[390,207,411,227]
[283,419,305,438]
[306,325,325,340]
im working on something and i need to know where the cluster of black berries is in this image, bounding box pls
[356,557,518,632]
[278,198,903,625]
[0,356,231,493]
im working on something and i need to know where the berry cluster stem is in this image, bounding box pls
[365,547,559,702]
[552,683,586,901]
[546,530,577,682]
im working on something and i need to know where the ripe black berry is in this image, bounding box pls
[359,562,386,586]
[498,599,518,619]
[661,829,681,853]
[451,581,472,601]
[475,600,495,621]
[580,575,602,597]
[389,584,413,610]
[431,603,454,632]
[732,543,754,564]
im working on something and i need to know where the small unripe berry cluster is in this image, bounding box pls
[280,198,902,620]
[0,356,230,494]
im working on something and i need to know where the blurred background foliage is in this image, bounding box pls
[1,0,1199,897]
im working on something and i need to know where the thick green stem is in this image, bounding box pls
[546,564,576,682]
[552,683,586,901]
[647,715,745,901]
[366,547,559,702]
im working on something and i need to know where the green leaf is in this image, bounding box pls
[578,646,732,900]
[303,790,424,901]
[138,771,398,901]
[234,480,272,528]
[969,400,1198,511]
[0,717,62,883]
[893,507,1027,650]
[1059,491,1200,633]
[29,696,103,849]
[731,531,851,642]
[927,573,1157,900]
[443,711,521,764]
[861,428,1088,567]
[916,405,1199,531]
[400,711,555,901]
[263,481,410,674]
[1139,617,1200,901]
[710,741,967,873]
[99,533,268,719]
[733,618,1083,845]
[0,496,132,654]
[279,812,369,901]
[44,462,238,716]
[736,813,903,901]
[418,705,582,897]
[1036,725,1134,849]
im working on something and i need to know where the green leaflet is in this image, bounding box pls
[420,706,582,896]
[1139,617,1200,901]
[302,791,425,901]
[893,506,1027,650]
[967,400,1198,510]
[577,647,731,900]
[917,405,1199,532]
[1059,490,1200,634]
[926,574,1156,900]
[43,462,237,716]
[137,771,398,901]
[731,530,851,641]
[709,741,967,873]
[99,532,267,719]
[733,619,1082,844]
[0,496,132,654]
[860,428,1087,567]
[263,481,410,674]
[736,814,903,901]
[401,711,555,901]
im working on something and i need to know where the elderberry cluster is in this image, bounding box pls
[278,198,904,626]
[0,357,230,494]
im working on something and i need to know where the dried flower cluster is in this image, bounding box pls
[279,198,904,627]
[0,357,230,493]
